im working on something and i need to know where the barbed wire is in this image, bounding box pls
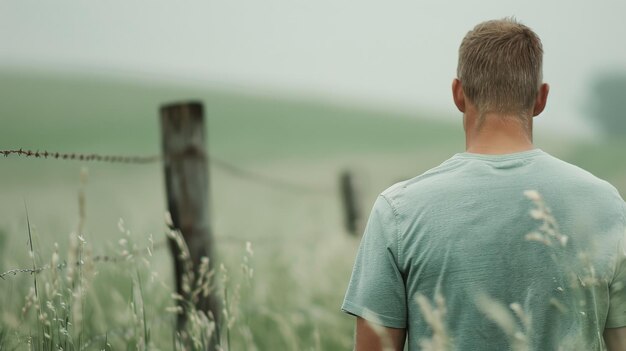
[0,232,285,281]
[0,146,339,279]
[209,156,334,194]
[1,148,161,164]
[1,148,336,194]
[0,240,168,280]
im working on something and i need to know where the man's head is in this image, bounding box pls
[453,18,548,121]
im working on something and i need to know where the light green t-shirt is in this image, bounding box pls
[342,149,626,350]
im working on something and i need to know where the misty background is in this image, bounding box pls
[2,0,626,137]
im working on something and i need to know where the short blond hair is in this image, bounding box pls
[457,18,543,117]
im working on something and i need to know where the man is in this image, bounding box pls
[342,18,626,350]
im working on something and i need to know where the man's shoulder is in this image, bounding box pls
[539,152,621,195]
[380,151,624,211]
[379,156,464,206]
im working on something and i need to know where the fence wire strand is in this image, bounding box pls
[1,148,335,194]
[209,156,334,194]
[0,232,293,280]
[0,240,168,280]
[0,146,340,280]
[1,148,161,164]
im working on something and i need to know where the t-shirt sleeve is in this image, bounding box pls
[341,195,407,328]
[606,200,626,328]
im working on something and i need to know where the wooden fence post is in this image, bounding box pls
[340,170,360,236]
[160,102,220,340]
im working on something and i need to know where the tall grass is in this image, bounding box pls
[0,168,355,350]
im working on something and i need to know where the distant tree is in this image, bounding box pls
[588,72,626,138]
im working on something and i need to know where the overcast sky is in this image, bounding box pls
[2,0,625,137]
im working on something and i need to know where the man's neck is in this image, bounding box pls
[464,112,534,155]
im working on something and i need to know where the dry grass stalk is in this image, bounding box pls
[415,292,452,351]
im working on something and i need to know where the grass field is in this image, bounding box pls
[0,69,624,349]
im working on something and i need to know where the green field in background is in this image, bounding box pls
[0,70,463,161]
[1,69,623,186]
[0,69,624,349]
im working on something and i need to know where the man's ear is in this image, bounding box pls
[452,78,466,113]
[532,83,549,117]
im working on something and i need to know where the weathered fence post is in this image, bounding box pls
[340,170,361,236]
[160,102,220,341]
